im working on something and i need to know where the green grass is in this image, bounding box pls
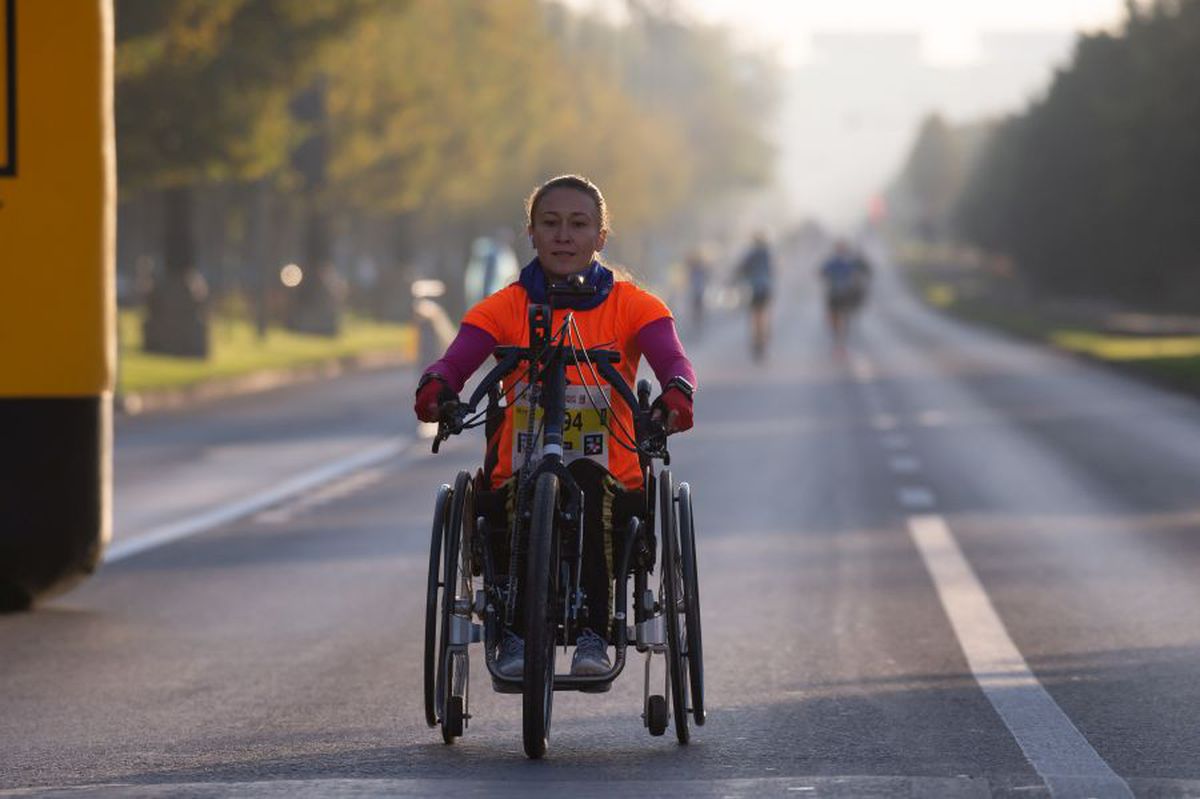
[1050,331,1200,361]
[902,259,1200,394]
[117,310,415,394]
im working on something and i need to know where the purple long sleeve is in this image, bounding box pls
[636,317,696,390]
[422,323,497,392]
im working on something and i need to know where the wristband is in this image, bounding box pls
[665,376,695,400]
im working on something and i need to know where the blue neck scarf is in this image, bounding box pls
[519,258,613,310]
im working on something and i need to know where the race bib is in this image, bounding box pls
[511,382,610,468]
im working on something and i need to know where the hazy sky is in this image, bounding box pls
[560,0,1130,226]
[679,0,1126,66]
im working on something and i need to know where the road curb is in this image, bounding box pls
[116,350,413,416]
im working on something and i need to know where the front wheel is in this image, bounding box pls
[660,470,689,744]
[523,472,560,759]
[423,484,452,729]
[677,482,705,726]
[438,471,475,744]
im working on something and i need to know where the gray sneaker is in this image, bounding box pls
[495,631,524,678]
[571,628,611,676]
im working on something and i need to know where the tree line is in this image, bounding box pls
[890,0,1200,311]
[114,0,776,354]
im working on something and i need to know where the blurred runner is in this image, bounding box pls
[819,240,872,348]
[736,232,774,361]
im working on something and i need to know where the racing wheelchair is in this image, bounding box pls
[423,281,705,758]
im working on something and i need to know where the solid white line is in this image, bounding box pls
[251,467,389,527]
[907,514,1133,798]
[104,438,408,563]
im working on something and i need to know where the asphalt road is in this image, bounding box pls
[4,249,1200,797]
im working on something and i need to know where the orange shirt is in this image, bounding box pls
[463,280,672,490]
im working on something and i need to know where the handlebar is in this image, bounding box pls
[430,344,668,462]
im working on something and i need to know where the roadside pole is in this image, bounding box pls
[411,279,454,439]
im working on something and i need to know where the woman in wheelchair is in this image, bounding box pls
[414,174,696,680]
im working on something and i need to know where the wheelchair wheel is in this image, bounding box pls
[523,471,560,759]
[676,482,706,726]
[423,483,452,729]
[437,470,475,744]
[659,470,689,744]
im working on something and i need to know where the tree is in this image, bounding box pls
[115,0,379,353]
[948,0,1200,306]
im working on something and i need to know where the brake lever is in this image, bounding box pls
[640,416,671,465]
[431,401,467,454]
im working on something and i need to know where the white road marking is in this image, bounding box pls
[105,439,407,563]
[251,468,388,526]
[889,454,921,474]
[897,486,936,509]
[251,508,294,526]
[908,515,1133,798]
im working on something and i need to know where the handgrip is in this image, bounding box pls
[432,401,466,453]
[637,379,652,412]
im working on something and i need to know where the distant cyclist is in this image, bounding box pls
[736,232,774,361]
[819,240,871,346]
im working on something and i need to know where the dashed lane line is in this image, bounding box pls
[104,438,409,563]
[908,514,1133,798]
[856,352,1130,796]
[897,486,937,509]
[888,454,921,474]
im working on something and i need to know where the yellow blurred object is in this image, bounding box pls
[0,0,114,609]
[0,0,114,397]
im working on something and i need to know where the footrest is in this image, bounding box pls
[491,678,523,695]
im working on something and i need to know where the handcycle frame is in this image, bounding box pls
[424,282,703,756]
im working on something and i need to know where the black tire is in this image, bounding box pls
[439,471,474,744]
[444,694,465,739]
[523,472,559,759]
[646,694,669,737]
[659,470,689,744]
[424,484,452,728]
[677,482,705,726]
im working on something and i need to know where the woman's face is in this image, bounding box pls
[528,187,607,279]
